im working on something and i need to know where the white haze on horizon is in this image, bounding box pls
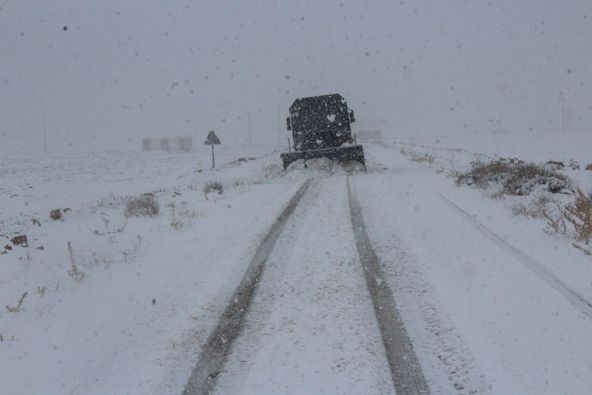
[1,0,591,156]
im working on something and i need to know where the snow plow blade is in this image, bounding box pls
[281,145,365,170]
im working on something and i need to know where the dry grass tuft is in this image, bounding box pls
[125,193,160,217]
[168,201,200,230]
[456,159,571,196]
[169,204,184,231]
[400,147,435,165]
[543,208,567,235]
[203,181,224,200]
[511,195,555,218]
[67,241,85,282]
[561,189,592,244]
[539,189,592,251]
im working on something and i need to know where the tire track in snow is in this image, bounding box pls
[182,179,312,395]
[437,193,592,321]
[348,177,430,395]
[211,177,395,394]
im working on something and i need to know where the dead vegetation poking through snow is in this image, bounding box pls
[6,291,27,313]
[456,158,592,254]
[169,204,183,231]
[511,195,555,219]
[455,159,571,196]
[37,286,46,298]
[560,190,592,245]
[168,201,200,231]
[203,180,224,200]
[542,207,567,235]
[400,147,435,165]
[124,193,160,217]
[540,190,592,254]
[67,241,85,282]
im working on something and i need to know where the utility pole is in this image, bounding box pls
[247,112,252,145]
[43,113,48,154]
[277,105,282,146]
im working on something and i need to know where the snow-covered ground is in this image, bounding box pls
[392,129,592,165]
[0,145,300,394]
[1,134,591,394]
[355,141,592,394]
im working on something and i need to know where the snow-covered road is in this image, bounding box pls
[211,177,394,395]
[2,141,592,394]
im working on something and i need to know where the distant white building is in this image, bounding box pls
[356,129,383,142]
[355,118,386,142]
[142,135,193,152]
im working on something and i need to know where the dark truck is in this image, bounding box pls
[281,94,365,169]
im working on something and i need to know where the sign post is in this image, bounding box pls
[204,130,221,169]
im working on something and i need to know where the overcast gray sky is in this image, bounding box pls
[1,0,591,155]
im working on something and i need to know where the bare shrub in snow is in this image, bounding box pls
[540,190,592,249]
[50,208,63,220]
[511,195,554,218]
[543,208,567,236]
[10,235,28,247]
[203,181,224,200]
[568,160,580,170]
[572,244,592,256]
[96,193,125,209]
[455,159,516,188]
[178,201,200,219]
[125,193,159,217]
[561,189,592,244]
[168,201,199,230]
[456,159,571,196]
[169,204,184,231]
[448,169,464,181]
[67,241,85,282]
[409,152,435,164]
[544,160,564,170]
[0,333,14,342]
[504,163,570,195]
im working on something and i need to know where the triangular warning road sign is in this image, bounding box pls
[204,131,221,145]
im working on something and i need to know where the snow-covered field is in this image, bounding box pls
[1,134,591,394]
[0,145,301,394]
